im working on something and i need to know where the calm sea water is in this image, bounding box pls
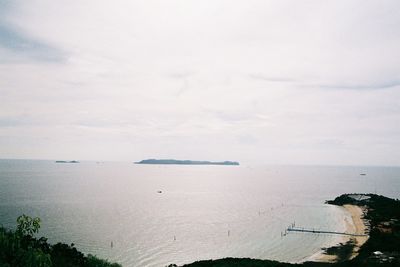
[0,160,399,267]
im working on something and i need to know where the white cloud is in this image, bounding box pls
[0,0,399,165]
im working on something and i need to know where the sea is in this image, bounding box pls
[0,159,399,267]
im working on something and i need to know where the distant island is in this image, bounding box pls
[55,160,80,163]
[135,159,239,165]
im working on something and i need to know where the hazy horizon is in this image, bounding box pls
[1,0,400,166]
[2,158,400,168]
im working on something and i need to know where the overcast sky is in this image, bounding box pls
[0,0,399,165]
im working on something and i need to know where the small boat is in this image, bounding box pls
[157,190,162,193]
[360,173,367,176]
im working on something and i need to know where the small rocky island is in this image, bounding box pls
[135,159,239,165]
[55,160,80,163]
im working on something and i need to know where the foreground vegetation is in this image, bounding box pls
[0,215,121,267]
[180,194,400,267]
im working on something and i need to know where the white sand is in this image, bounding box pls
[343,204,369,259]
[312,204,369,263]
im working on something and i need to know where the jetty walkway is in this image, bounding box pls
[287,227,367,237]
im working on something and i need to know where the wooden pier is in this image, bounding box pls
[287,227,367,237]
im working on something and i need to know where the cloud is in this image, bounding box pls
[237,134,259,145]
[0,23,65,62]
[249,73,400,93]
[248,73,296,83]
[317,138,345,148]
[316,80,400,90]
[0,114,50,128]
[0,0,400,165]
[0,117,26,127]
[168,72,195,96]
[249,73,400,91]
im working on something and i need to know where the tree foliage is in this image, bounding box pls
[16,214,41,237]
[0,215,121,267]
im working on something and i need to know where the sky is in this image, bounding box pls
[0,0,399,165]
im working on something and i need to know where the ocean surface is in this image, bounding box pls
[0,160,399,267]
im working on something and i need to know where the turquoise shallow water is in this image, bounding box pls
[0,160,399,266]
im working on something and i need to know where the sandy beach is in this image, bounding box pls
[343,204,369,258]
[312,204,369,263]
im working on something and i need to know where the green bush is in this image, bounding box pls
[0,215,121,267]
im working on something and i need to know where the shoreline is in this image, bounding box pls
[182,194,400,267]
[310,204,369,263]
[343,204,369,258]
